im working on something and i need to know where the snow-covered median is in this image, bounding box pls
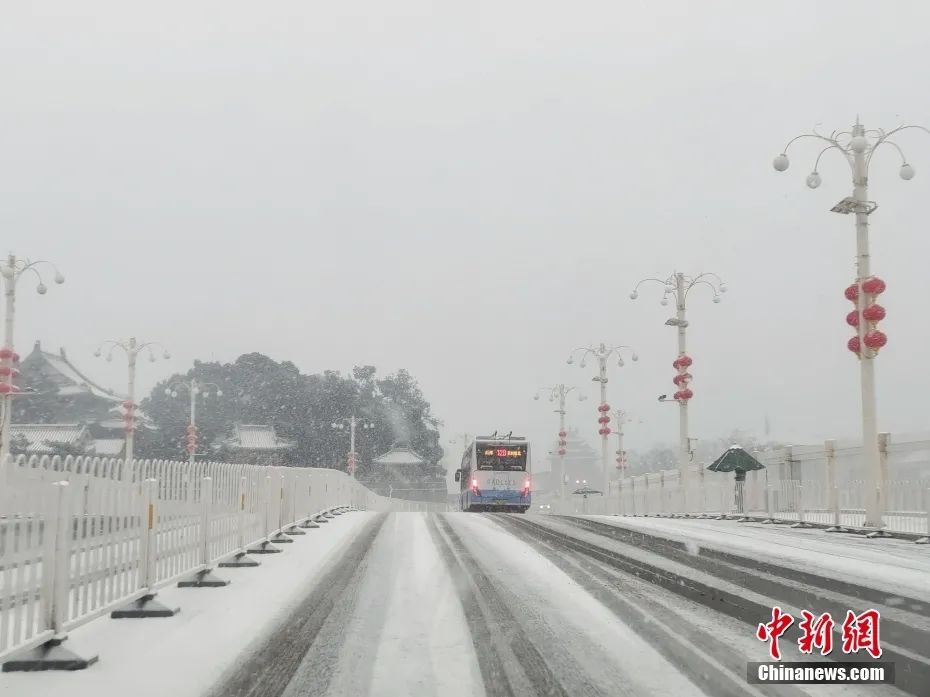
[587,515,930,601]
[0,512,376,697]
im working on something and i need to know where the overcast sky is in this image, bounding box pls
[3,1,930,474]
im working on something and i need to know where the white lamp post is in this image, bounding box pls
[165,378,223,465]
[332,415,374,478]
[567,343,637,498]
[534,384,587,505]
[95,337,171,465]
[631,272,725,509]
[0,255,65,460]
[772,118,929,528]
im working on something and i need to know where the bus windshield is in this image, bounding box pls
[475,443,527,471]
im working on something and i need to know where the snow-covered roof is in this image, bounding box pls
[373,445,425,467]
[11,424,88,453]
[225,425,295,451]
[22,343,124,402]
[92,439,125,456]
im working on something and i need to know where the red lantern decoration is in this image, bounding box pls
[186,425,197,433]
[673,390,683,400]
[558,439,567,446]
[0,348,13,360]
[186,444,196,454]
[862,276,886,295]
[863,330,887,349]
[122,400,134,410]
[11,353,19,363]
[558,430,566,438]
[558,447,566,456]
[847,336,861,354]
[862,304,885,322]
[846,310,859,327]
[672,359,681,369]
[680,388,693,400]
[678,355,693,367]
[124,424,135,433]
[0,383,11,394]
[844,284,859,302]
[0,366,10,377]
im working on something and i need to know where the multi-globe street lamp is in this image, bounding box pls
[534,384,587,504]
[630,272,725,508]
[772,118,929,528]
[94,337,171,464]
[567,343,637,497]
[0,255,65,460]
[165,378,223,465]
[331,415,374,478]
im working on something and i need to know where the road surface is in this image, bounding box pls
[204,513,926,697]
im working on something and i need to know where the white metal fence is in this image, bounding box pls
[0,453,446,667]
[548,435,930,540]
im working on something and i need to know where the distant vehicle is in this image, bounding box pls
[454,434,531,513]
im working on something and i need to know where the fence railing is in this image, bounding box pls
[0,453,446,668]
[552,472,930,539]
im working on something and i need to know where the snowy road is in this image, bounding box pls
[205,513,925,697]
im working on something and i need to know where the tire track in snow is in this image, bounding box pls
[492,515,818,697]
[204,513,387,697]
[426,514,576,697]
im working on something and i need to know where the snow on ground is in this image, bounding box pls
[280,513,482,697]
[448,513,703,697]
[0,513,375,697]
[588,515,930,601]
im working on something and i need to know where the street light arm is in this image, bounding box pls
[781,132,842,154]
[630,276,674,299]
[683,279,722,302]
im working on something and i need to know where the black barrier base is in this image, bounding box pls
[219,552,261,567]
[299,519,320,529]
[178,569,230,588]
[247,541,283,554]
[111,593,179,618]
[2,637,98,672]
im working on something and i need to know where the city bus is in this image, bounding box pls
[454,435,531,512]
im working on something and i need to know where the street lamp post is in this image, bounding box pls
[534,385,586,505]
[0,255,65,460]
[165,378,223,465]
[772,118,928,528]
[331,415,374,478]
[631,272,725,510]
[567,343,638,499]
[95,337,171,465]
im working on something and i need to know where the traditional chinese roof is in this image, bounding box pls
[373,445,425,467]
[10,424,89,453]
[20,341,124,401]
[224,424,295,451]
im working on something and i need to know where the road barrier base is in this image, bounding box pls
[178,568,230,588]
[269,533,294,544]
[111,593,179,618]
[219,552,261,567]
[283,526,306,536]
[2,637,98,672]
[313,516,330,524]
[247,541,283,554]
[299,519,320,529]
